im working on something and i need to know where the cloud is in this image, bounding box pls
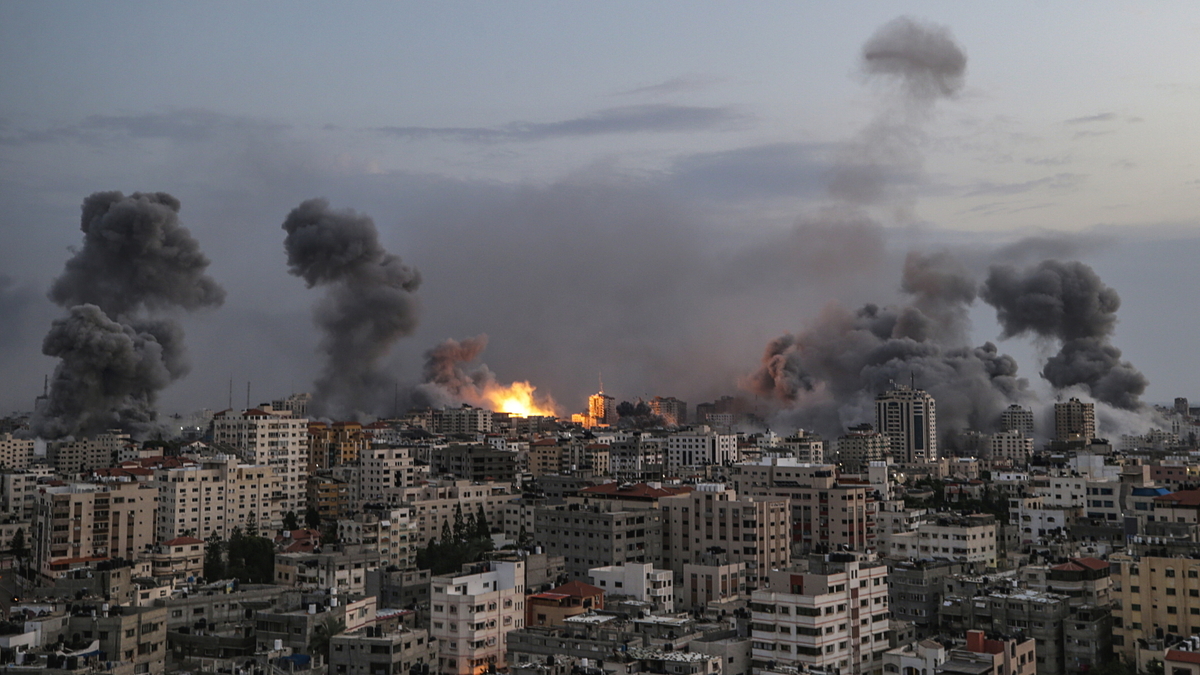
[0,109,290,146]
[375,104,748,143]
[966,173,1084,197]
[614,75,725,97]
[1065,112,1117,125]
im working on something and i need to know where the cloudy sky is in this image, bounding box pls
[1,2,1197,425]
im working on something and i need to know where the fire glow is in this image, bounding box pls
[480,381,558,417]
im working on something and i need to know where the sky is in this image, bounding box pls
[1,2,1198,433]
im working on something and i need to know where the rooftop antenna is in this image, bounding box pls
[246,381,250,410]
[228,377,233,410]
[598,372,604,395]
[910,372,915,389]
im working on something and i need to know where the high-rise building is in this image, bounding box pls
[307,421,368,471]
[212,405,309,515]
[587,392,617,427]
[649,396,688,426]
[988,430,1034,465]
[1054,398,1096,442]
[1000,404,1035,436]
[48,432,129,474]
[875,385,937,463]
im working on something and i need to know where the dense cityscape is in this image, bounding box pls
[3,5,1199,675]
[0,383,1197,675]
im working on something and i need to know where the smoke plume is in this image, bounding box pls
[413,334,495,408]
[861,17,967,100]
[981,259,1147,409]
[745,252,1029,438]
[282,198,421,418]
[33,191,225,439]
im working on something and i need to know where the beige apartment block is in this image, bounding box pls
[212,405,309,515]
[661,483,790,590]
[31,481,158,577]
[0,433,34,469]
[153,454,281,540]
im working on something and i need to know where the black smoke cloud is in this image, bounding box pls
[861,17,967,100]
[282,198,421,419]
[745,252,1030,439]
[981,259,1147,409]
[33,191,224,439]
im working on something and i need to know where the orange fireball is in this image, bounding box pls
[480,381,558,417]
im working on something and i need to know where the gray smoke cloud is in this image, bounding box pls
[282,198,421,419]
[745,252,1029,438]
[412,334,496,408]
[33,191,224,439]
[830,17,967,205]
[861,17,968,100]
[981,259,1147,409]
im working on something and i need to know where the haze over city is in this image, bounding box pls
[2,3,1198,440]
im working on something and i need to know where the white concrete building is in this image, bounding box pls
[212,405,309,514]
[431,560,525,675]
[875,386,937,463]
[750,553,891,675]
[589,562,673,612]
[666,427,737,470]
[987,431,1034,466]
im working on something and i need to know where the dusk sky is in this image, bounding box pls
[1,3,1197,430]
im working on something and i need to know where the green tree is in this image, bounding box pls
[283,511,299,531]
[204,531,226,580]
[305,506,321,530]
[9,528,27,576]
[245,512,259,538]
[1145,659,1164,675]
[307,616,345,664]
[475,504,490,538]
[452,503,466,540]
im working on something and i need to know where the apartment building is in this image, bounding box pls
[534,504,663,581]
[338,506,417,569]
[0,469,39,519]
[666,427,738,471]
[888,514,997,567]
[836,425,889,472]
[1110,554,1200,661]
[358,446,419,501]
[48,432,129,474]
[153,454,281,540]
[308,420,368,471]
[749,552,891,675]
[589,562,674,612]
[430,560,525,675]
[730,459,877,556]
[660,483,790,590]
[392,480,519,547]
[212,405,309,514]
[988,431,1034,465]
[329,624,437,675]
[0,433,34,469]
[31,481,158,577]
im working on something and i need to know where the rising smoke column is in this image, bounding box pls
[33,191,225,439]
[282,198,421,419]
[744,18,1022,438]
[981,259,1147,409]
[745,251,1028,438]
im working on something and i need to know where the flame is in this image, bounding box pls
[480,381,558,417]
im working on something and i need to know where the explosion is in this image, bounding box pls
[414,334,559,417]
[480,381,558,417]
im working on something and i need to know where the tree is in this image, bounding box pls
[308,616,345,663]
[9,528,27,577]
[304,506,321,530]
[204,531,225,580]
[283,511,299,531]
[452,503,466,540]
[245,512,259,538]
[475,504,490,539]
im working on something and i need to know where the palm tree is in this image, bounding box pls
[308,616,345,665]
